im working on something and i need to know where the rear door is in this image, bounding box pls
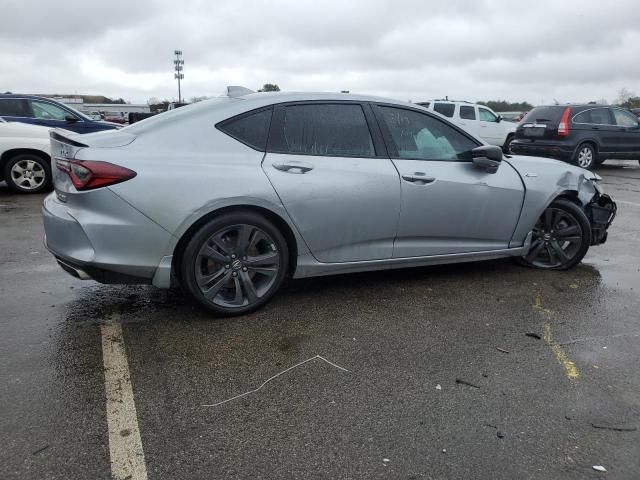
[457,104,479,137]
[572,107,618,155]
[263,102,401,263]
[373,104,524,258]
[611,108,640,158]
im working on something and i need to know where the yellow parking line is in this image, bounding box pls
[101,322,148,480]
[533,294,580,380]
[543,323,580,380]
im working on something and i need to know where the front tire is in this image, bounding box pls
[180,212,289,316]
[574,143,596,170]
[3,153,51,193]
[519,199,591,270]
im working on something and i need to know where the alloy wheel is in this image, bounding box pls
[576,147,594,169]
[524,207,584,268]
[10,159,46,191]
[194,224,281,308]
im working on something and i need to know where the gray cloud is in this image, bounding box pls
[1,0,638,104]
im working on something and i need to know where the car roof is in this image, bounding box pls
[0,93,60,101]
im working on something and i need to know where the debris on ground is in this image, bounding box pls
[435,384,442,390]
[31,445,49,455]
[591,423,637,432]
[496,347,510,354]
[455,378,480,389]
[592,465,607,472]
[525,333,542,340]
[497,431,505,438]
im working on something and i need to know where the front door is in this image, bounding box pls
[373,104,524,258]
[478,106,504,145]
[28,100,87,133]
[611,108,640,158]
[263,102,401,263]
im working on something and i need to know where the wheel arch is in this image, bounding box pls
[172,204,300,278]
[573,139,599,158]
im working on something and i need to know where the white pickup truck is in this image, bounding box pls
[416,100,516,153]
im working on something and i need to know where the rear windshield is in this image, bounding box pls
[521,106,565,124]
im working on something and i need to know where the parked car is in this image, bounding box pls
[631,108,640,118]
[103,112,128,124]
[499,111,527,123]
[43,89,616,316]
[511,105,640,169]
[0,119,56,193]
[0,94,120,134]
[416,100,517,153]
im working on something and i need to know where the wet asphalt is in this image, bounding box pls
[1,160,639,480]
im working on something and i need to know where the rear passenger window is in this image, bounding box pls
[0,99,31,117]
[272,104,375,157]
[433,103,455,118]
[459,105,476,120]
[218,108,273,151]
[573,108,614,125]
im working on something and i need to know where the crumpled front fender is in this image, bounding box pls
[506,156,601,247]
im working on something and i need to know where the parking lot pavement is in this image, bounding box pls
[1,160,639,480]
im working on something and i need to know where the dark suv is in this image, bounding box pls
[0,94,119,134]
[510,104,640,169]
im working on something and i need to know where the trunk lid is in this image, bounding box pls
[516,106,566,141]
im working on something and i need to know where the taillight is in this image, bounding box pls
[558,107,571,137]
[55,159,136,191]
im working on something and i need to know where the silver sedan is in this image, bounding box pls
[42,88,616,315]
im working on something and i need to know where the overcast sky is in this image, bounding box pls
[1,0,639,105]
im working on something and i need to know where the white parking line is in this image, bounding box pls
[101,322,148,480]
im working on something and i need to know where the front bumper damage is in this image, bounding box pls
[586,193,617,245]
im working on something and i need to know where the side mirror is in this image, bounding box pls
[65,114,78,123]
[497,115,503,123]
[471,145,503,173]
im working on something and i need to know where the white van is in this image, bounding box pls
[416,100,516,153]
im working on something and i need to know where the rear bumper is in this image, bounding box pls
[510,140,574,161]
[42,190,175,286]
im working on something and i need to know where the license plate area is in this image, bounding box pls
[522,124,546,137]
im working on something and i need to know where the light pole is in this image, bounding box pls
[174,50,184,103]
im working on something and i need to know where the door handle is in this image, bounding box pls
[592,126,600,130]
[272,161,314,174]
[402,173,436,184]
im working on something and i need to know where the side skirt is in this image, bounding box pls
[294,233,533,279]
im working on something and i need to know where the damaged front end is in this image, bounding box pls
[585,193,617,245]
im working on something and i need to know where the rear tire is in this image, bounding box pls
[573,143,596,170]
[3,153,51,193]
[179,211,289,316]
[519,199,591,270]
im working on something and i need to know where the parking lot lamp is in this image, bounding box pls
[174,50,184,103]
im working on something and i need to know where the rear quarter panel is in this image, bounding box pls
[88,107,308,257]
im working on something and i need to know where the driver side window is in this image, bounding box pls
[478,108,498,122]
[377,106,477,161]
[30,101,72,121]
